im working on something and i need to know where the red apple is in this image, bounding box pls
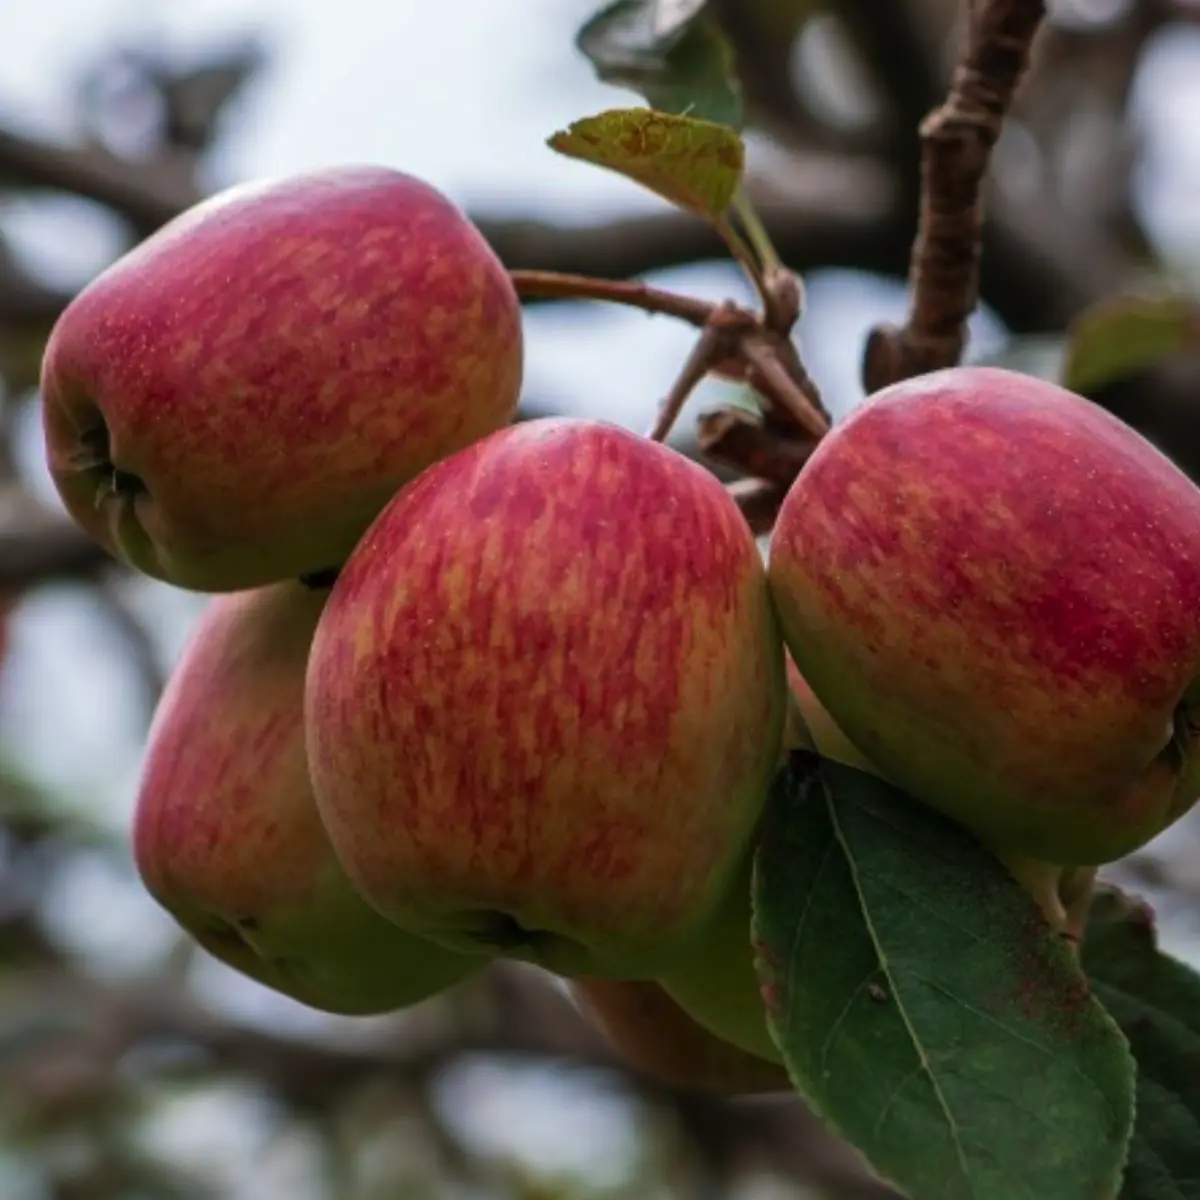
[570,977,789,1093]
[304,418,786,980]
[134,580,482,1014]
[41,166,523,592]
[658,851,781,1065]
[655,654,874,1073]
[784,652,876,772]
[769,366,1200,866]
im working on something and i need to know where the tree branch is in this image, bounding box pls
[0,126,199,233]
[863,0,1049,392]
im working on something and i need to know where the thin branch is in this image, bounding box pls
[740,334,829,440]
[862,0,1049,393]
[0,126,198,232]
[647,325,730,443]
[509,270,713,325]
[697,407,816,487]
[0,496,114,588]
[0,124,1127,348]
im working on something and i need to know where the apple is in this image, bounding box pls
[784,652,876,772]
[570,977,790,1094]
[304,417,787,980]
[787,652,1090,937]
[133,580,483,1014]
[655,656,875,1073]
[769,365,1200,867]
[41,165,523,592]
[658,852,781,1065]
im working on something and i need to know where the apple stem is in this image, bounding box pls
[509,270,714,326]
[1060,866,1099,945]
[646,324,729,442]
[740,336,829,441]
[860,0,1047,394]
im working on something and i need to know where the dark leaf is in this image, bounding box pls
[752,753,1135,1200]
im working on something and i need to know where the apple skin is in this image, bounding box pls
[133,580,483,1015]
[304,417,787,981]
[789,653,1092,937]
[784,652,876,772]
[41,165,523,592]
[769,365,1200,867]
[570,977,790,1094]
[657,659,874,1070]
[658,852,781,1065]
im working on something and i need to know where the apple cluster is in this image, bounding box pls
[37,165,1200,1094]
[36,166,791,1086]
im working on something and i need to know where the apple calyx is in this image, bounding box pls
[193,914,309,987]
[450,909,557,955]
[1162,685,1200,788]
[428,906,620,972]
[71,421,148,511]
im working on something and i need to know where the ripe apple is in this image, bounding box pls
[305,417,787,980]
[787,652,1090,937]
[570,977,790,1093]
[655,656,872,1073]
[658,853,781,1064]
[769,365,1200,867]
[133,580,483,1014]
[784,652,876,772]
[41,165,523,592]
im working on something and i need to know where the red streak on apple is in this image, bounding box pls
[306,418,786,978]
[41,166,522,590]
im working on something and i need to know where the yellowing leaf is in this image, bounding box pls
[1062,292,1200,394]
[547,107,744,222]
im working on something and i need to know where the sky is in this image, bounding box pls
[3,6,1200,1184]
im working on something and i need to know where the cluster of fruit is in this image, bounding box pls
[38,162,1200,1093]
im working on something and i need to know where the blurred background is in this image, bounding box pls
[3,1,1200,1196]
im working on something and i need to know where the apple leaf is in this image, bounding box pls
[1061,292,1200,395]
[752,752,1136,1200]
[1080,885,1200,1198]
[576,0,743,129]
[547,107,744,222]
[652,0,711,40]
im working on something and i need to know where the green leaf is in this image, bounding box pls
[1082,885,1200,1198]
[1061,292,1200,395]
[649,0,710,40]
[547,107,744,222]
[576,0,743,129]
[752,753,1136,1200]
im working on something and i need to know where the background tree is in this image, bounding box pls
[2,2,1200,1196]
